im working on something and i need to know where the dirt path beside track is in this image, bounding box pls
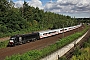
[0,37,9,42]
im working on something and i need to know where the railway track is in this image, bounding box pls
[60,27,90,60]
[0,26,84,60]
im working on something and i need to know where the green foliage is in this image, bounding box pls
[5,25,89,60]
[59,56,67,60]
[71,47,90,60]
[0,40,9,49]
[83,38,90,48]
[0,0,78,38]
[5,54,21,60]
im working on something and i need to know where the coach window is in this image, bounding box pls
[43,33,47,35]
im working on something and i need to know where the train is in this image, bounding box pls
[8,24,82,46]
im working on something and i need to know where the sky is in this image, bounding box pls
[13,0,90,18]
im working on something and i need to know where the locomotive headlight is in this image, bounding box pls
[10,40,14,42]
[10,38,14,43]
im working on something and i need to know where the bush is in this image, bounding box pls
[0,40,9,49]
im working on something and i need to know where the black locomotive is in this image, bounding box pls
[8,32,40,46]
